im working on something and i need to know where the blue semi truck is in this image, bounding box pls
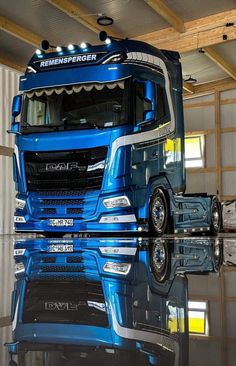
[9,32,221,236]
[6,237,223,365]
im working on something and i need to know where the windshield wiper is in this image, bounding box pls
[22,125,62,131]
[61,117,101,130]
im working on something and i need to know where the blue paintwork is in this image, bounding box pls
[6,237,222,365]
[12,38,215,234]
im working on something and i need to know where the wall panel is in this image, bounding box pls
[184,106,215,131]
[0,65,20,148]
[222,172,236,196]
[221,104,236,128]
[0,156,15,234]
[221,133,236,166]
[0,64,20,234]
[185,172,216,194]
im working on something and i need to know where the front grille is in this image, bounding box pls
[37,190,86,196]
[29,252,98,280]
[67,208,82,215]
[42,208,56,215]
[42,199,84,206]
[25,147,107,191]
[41,265,85,272]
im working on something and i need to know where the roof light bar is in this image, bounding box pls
[68,44,75,51]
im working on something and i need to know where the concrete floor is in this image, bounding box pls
[0,234,236,366]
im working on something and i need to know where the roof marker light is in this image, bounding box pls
[36,49,42,55]
[56,46,62,52]
[105,37,111,45]
[80,42,87,49]
[68,44,75,51]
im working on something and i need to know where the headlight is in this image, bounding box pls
[14,262,25,276]
[103,196,131,209]
[103,262,131,275]
[16,198,26,210]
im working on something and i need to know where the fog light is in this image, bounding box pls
[103,196,131,209]
[14,248,26,256]
[14,262,25,275]
[14,216,26,223]
[16,198,26,210]
[103,262,131,275]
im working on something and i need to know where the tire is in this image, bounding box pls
[212,238,223,271]
[149,188,169,236]
[209,197,221,236]
[150,239,170,282]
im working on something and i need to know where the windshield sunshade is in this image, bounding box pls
[21,80,130,133]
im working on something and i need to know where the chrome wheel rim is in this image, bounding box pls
[213,239,221,266]
[152,241,166,276]
[152,196,165,231]
[212,203,219,230]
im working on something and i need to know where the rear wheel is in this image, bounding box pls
[209,197,221,236]
[212,238,223,271]
[150,240,170,282]
[149,188,169,236]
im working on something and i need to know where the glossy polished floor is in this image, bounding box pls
[0,234,236,366]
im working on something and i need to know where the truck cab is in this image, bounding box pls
[10,34,221,235]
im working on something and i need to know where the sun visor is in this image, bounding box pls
[25,81,125,98]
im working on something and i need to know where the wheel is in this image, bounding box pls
[149,188,169,236]
[150,240,170,282]
[209,197,221,236]
[212,238,223,271]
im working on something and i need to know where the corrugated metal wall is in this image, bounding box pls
[0,64,21,234]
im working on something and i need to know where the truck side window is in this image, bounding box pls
[156,84,165,121]
[135,83,145,123]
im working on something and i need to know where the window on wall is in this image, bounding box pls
[185,135,205,168]
[188,300,208,335]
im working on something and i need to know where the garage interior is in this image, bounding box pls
[1,0,236,365]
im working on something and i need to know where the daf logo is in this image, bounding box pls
[45,301,85,311]
[45,162,86,171]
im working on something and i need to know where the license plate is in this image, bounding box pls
[48,244,74,253]
[49,219,74,227]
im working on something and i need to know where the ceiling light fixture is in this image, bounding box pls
[97,15,113,26]
[184,75,197,84]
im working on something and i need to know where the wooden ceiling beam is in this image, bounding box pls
[46,0,119,38]
[183,82,195,94]
[203,47,236,80]
[0,57,24,73]
[136,9,236,53]
[144,0,185,33]
[0,15,41,48]
[183,77,236,98]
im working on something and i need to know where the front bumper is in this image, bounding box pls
[14,215,148,233]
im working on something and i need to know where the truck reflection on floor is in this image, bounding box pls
[7,237,223,366]
[22,345,175,365]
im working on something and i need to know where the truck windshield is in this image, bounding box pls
[21,80,130,133]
